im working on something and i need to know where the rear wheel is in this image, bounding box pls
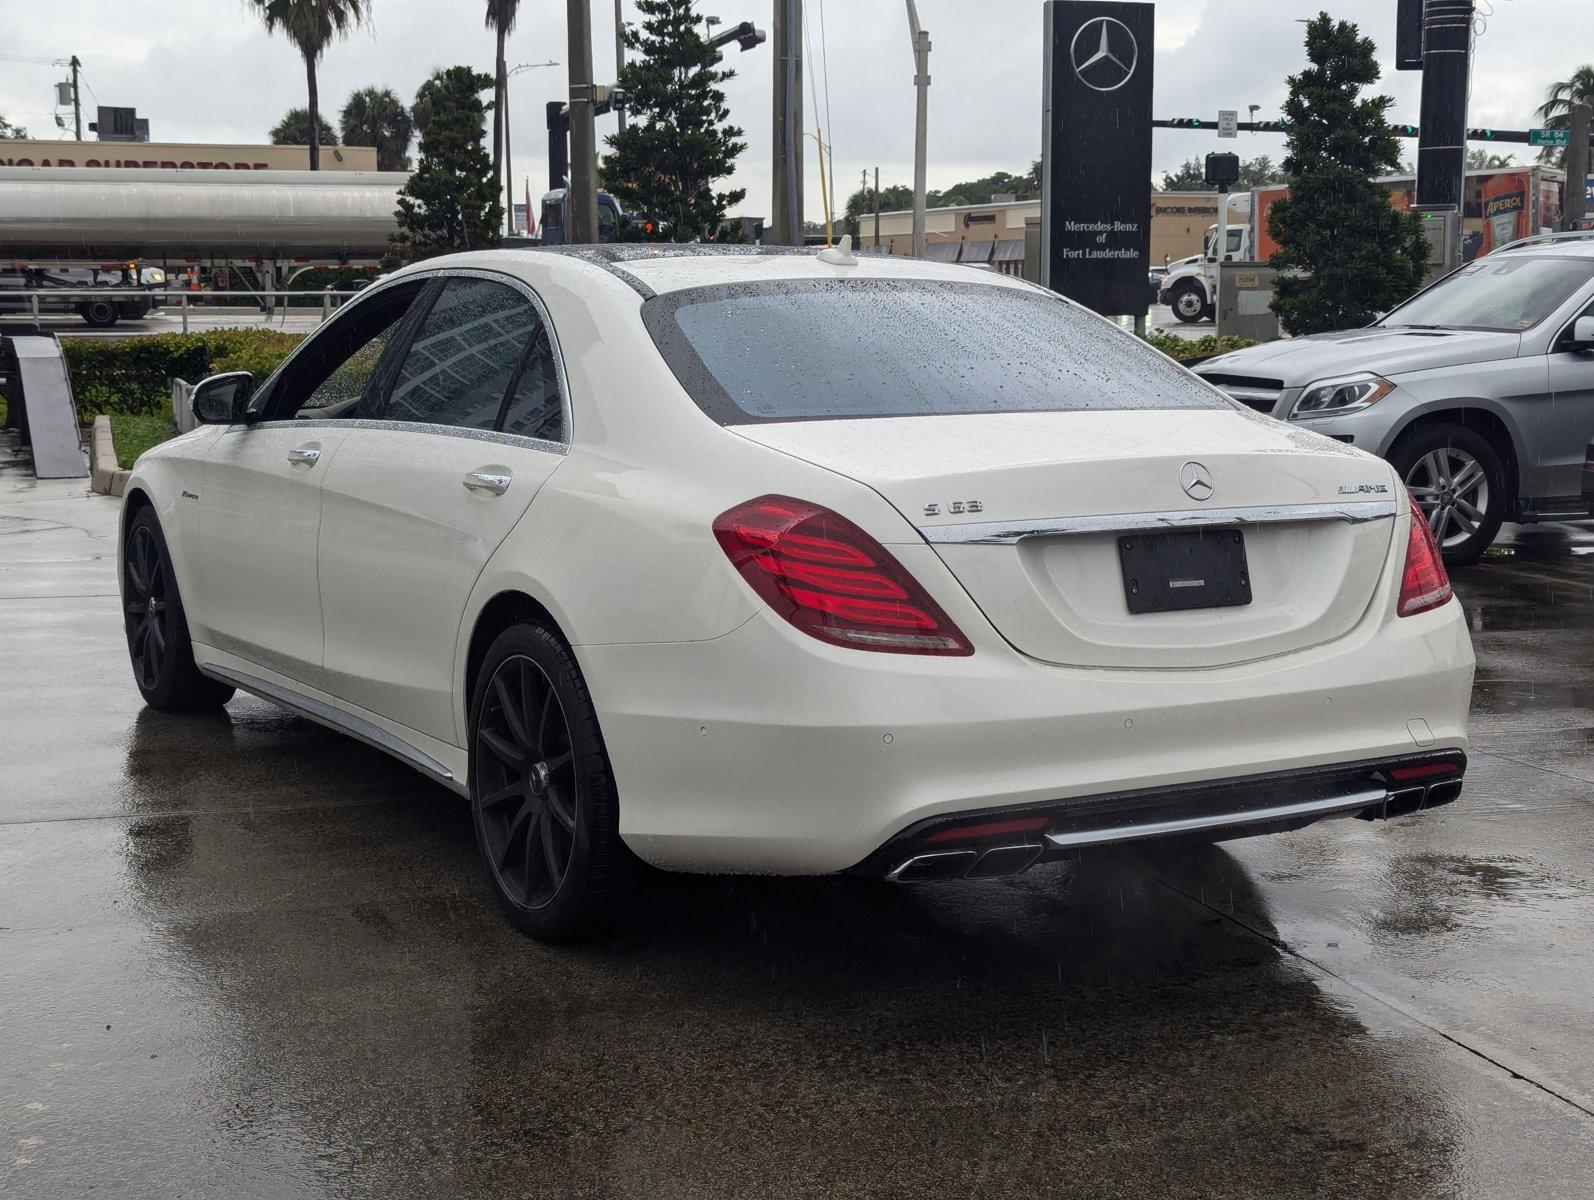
[1389,422,1508,566]
[122,507,235,710]
[1170,281,1209,324]
[80,297,119,327]
[468,623,634,939]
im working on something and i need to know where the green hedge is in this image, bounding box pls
[1141,331,1259,363]
[62,328,305,417]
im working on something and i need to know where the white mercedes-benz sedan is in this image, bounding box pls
[119,244,1474,938]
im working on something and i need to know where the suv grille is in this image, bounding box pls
[1196,371,1284,416]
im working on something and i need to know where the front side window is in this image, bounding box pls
[265,279,425,420]
[1381,255,1594,332]
[383,277,542,430]
[644,279,1227,425]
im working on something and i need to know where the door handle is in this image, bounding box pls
[286,446,321,468]
[463,470,512,496]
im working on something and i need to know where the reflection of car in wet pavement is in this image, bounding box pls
[115,245,1474,939]
[1196,230,1594,565]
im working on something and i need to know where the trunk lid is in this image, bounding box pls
[733,409,1399,669]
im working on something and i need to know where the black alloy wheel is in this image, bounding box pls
[124,523,169,691]
[473,655,579,910]
[468,622,634,939]
[121,507,234,710]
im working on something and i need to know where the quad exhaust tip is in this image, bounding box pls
[887,843,1042,883]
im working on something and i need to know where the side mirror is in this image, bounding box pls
[191,371,255,424]
[1571,315,1594,352]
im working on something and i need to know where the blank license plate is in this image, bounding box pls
[1118,528,1252,615]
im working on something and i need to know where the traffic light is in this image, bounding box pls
[1167,118,1205,129]
[1395,124,1420,138]
[1471,127,1499,140]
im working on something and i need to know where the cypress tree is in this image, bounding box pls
[390,66,502,263]
[602,0,747,241]
[1269,13,1428,335]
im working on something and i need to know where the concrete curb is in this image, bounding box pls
[89,415,131,498]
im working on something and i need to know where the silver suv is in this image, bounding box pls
[1195,232,1594,563]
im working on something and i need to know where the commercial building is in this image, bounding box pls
[860,192,1225,273]
[0,139,378,172]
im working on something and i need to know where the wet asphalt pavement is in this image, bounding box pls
[3,442,1593,1199]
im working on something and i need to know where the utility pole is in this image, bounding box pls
[614,0,627,133]
[873,166,881,247]
[504,78,515,235]
[771,0,803,244]
[1564,103,1591,231]
[70,55,82,141]
[567,0,600,244]
[904,0,929,260]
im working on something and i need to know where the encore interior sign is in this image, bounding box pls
[1041,0,1154,315]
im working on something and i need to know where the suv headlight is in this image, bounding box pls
[1290,373,1395,419]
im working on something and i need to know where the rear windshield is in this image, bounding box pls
[642,278,1227,424]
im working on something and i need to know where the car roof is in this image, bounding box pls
[388,244,1040,299]
[1491,231,1594,260]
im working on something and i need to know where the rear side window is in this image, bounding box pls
[643,278,1227,425]
[500,326,563,442]
[384,277,542,430]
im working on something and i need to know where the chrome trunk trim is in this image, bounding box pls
[200,664,455,783]
[1044,787,1388,850]
[917,499,1398,545]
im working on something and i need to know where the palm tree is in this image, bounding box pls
[340,86,415,171]
[1535,64,1594,166]
[250,0,367,170]
[485,0,520,197]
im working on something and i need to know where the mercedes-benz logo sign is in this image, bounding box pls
[1180,461,1215,502]
[1070,16,1139,93]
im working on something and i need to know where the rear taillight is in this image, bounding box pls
[1397,492,1453,618]
[714,495,974,656]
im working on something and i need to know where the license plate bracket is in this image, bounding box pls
[1118,527,1252,615]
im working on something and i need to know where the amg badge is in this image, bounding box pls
[1337,483,1391,495]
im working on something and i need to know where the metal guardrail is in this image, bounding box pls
[0,287,359,332]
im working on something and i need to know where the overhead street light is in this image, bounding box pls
[502,60,561,237]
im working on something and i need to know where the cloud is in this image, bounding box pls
[0,0,1583,219]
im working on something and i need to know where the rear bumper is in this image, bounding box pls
[854,750,1466,882]
[578,585,1474,876]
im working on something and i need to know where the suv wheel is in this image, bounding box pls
[468,623,635,939]
[1170,282,1209,324]
[1389,422,1507,566]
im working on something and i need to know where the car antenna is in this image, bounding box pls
[816,234,858,267]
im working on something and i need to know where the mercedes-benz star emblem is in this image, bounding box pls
[1070,16,1139,93]
[1180,461,1215,502]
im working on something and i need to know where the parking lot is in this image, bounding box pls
[3,444,1592,1198]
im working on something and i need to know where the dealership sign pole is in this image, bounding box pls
[1040,1,1155,317]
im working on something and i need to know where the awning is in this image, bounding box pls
[959,240,994,264]
[922,241,961,261]
[993,239,1026,262]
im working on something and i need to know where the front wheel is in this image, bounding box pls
[1169,282,1209,324]
[122,507,235,710]
[1389,422,1508,566]
[468,623,635,939]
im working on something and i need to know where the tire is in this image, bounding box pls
[1388,422,1508,566]
[122,507,235,710]
[468,622,635,939]
[81,298,119,327]
[1170,282,1209,324]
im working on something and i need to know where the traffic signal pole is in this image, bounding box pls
[1565,103,1591,231]
[1415,0,1473,210]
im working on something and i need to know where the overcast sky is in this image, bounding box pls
[0,0,1586,217]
